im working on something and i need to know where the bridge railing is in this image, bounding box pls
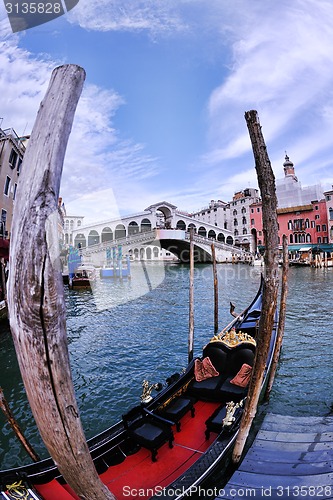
[82,228,252,259]
[83,230,158,254]
[185,232,251,257]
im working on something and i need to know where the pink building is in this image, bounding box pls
[250,156,329,256]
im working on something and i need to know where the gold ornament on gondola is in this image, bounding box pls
[209,328,256,348]
[140,379,162,404]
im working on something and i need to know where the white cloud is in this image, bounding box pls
[0,17,162,221]
[206,0,333,171]
[68,0,188,35]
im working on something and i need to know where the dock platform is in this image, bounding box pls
[215,413,333,499]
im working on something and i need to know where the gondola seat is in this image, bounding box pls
[205,402,243,439]
[157,396,196,432]
[188,374,225,401]
[218,376,249,401]
[122,406,174,462]
[188,347,254,402]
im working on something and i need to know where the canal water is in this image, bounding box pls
[0,263,332,469]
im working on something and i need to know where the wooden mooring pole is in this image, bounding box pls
[265,233,289,399]
[211,243,219,334]
[232,110,279,464]
[7,65,115,500]
[0,387,40,462]
[188,228,194,362]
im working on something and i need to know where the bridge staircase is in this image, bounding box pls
[82,229,252,264]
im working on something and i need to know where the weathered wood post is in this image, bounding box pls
[211,243,219,334]
[7,65,116,499]
[232,110,279,463]
[188,227,194,362]
[0,387,40,462]
[265,233,289,399]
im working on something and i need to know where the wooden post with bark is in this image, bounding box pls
[188,227,194,362]
[265,233,289,399]
[232,110,279,464]
[211,243,219,334]
[7,65,116,500]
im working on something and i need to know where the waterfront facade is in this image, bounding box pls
[0,127,27,238]
[250,156,331,256]
[323,186,333,244]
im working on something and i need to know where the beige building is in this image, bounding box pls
[324,186,333,244]
[0,127,28,238]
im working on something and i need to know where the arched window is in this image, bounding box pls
[234,219,238,226]
[234,229,239,236]
[329,208,333,221]
[217,233,225,242]
[128,221,139,235]
[101,227,113,242]
[188,223,196,233]
[115,224,126,239]
[208,230,216,239]
[198,226,206,237]
[70,220,74,230]
[88,230,99,246]
[153,247,159,258]
[289,234,293,243]
[141,218,151,232]
[134,248,139,259]
[226,236,233,245]
[288,220,293,230]
[242,217,247,225]
[241,207,246,214]
[176,220,186,230]
[233,209,237,216]
[306,233,311,243]
[146,247,152,259]
[243,228,247,235]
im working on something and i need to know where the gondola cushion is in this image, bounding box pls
[230,363,252,387]
[194,357,219,381]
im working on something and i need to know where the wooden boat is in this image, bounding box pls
[0,276,278,500]
[69,264,97,289]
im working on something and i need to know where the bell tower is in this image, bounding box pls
[283,154,297,181]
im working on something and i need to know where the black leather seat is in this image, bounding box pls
[122,406,174,462]
[157,396,196,432]
[205,402,243,440]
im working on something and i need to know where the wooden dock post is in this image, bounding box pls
[232,110,279,464]
[0,387,40,462]
[7,65,115,499]
[211,243,219,334]
[188,227,194,362]
[265,234,289,399]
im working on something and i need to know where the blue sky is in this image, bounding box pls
[1,0,333,223]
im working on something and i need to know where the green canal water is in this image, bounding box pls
[0,263,332,469]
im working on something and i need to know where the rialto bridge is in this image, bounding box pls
[70,201,252,265]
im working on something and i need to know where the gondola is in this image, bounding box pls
[0,276,278,500]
